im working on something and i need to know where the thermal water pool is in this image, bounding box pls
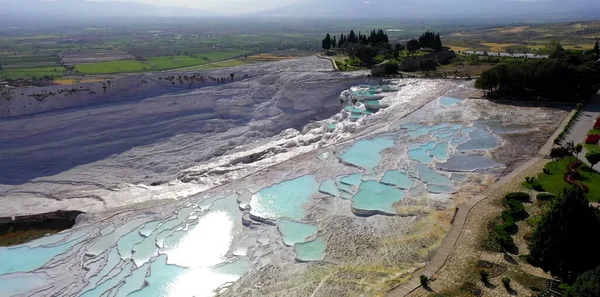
[0,90,515,297]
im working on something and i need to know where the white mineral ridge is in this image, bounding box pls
[0,57,376,216]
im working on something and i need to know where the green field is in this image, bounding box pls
[523,156,600,202]
[0,66,66,79]
[174,59,249,71]
[75,51,249,74]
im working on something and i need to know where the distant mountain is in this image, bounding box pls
[255,0,600,19]
[0,0,212,19]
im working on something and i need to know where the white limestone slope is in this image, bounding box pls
[0,57,375,216]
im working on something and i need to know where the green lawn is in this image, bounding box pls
[584,129,600,153]
[75,51,249,74]
[0,66,66,79]
[523,156,600,202]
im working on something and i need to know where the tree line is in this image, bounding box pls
[322,29,390,51]
[418,31,443,52]
[475,41,600,102]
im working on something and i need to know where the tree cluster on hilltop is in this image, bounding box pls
[475,41,600,102]
[323,29,390,50]
[418,31,443,52]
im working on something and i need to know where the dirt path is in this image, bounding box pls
[387,104,573,297]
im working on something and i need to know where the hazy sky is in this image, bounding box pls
[97,0,304,13]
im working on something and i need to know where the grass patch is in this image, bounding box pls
[522,157,600,202]
[481,42,520,52]
[0,66,66,79]
[75,51,248,74]
[0,229,59,247]
[170,59,249,71]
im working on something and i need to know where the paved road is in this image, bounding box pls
[563,94,600,170]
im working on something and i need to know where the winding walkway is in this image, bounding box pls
[315,54,339,70]
[387,107,575,297]
[563,94,600,170]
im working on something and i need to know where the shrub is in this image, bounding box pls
[460,282,482,296]
[420,275,429,287]
[543,168,550,174]
[593,118,600,129]
[505,192,530,202]
[532,183,544,191]
[485,193,529,252]
[480,270,490,283]
[502,276,511,289]
[586,134,600,144]
[384,62,400,74]
[536,193,556,201]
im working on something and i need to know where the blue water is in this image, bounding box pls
[0,273,47,296]
[365,100,381,110]
[294,238,327,262]
[352,180,405,215]
[339,138,395,170]
[340,192,353,200]
[416,164,453,187]
[380,170,414,189]
[80,261,134,297]
[250,175,318,221]
[437,155,501,172]
[277,219,319,246]
[339,173,363,186]
[0,240,78,275]
[84,247,122,290]
[117,224,148,260]
[327,123,337,132]
[429,142,450,160]
[87,218,147,256]
[212,257,250,276]
[115,262,150,297]
[409,142,436,164]
[128,255,186,297]
[23,232,68,248]
[457,127,500,151]
[336,179,355,195]
[439,97,462,107]
[319,179,339,197]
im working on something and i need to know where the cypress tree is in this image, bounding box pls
[594,40,600,55]
[332,36,337,49]
[322,33,331,51]
[349,30,356,43]
[435,33,443,52]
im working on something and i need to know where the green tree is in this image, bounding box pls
[419,31,436,49]
[593,41,599,55]
[322,34,331,51]
[547,40,565,57]
[565,266,600,297]
[406,39,420,55]
[434,33,443,52]
[585,151,600,170]
[394,43,405,59]
[349,30,357,43]
[575,143,583,158]
[474,67,498,95]
[419,60,437,74]
[356,46,377,65]
[332,36,337,49]
[528,187,600,281]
